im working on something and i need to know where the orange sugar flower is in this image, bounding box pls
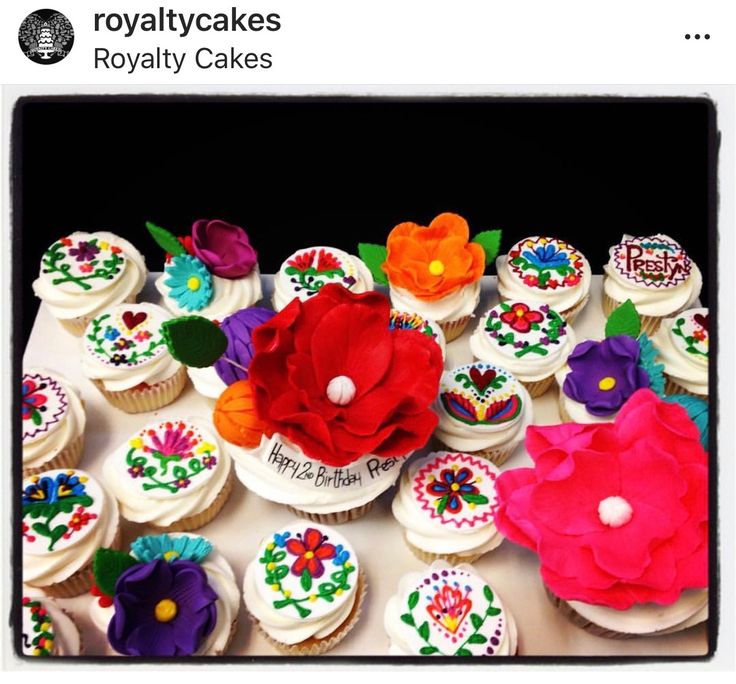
[382,213,485,301]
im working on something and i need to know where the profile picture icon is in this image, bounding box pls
[18,9,74,65]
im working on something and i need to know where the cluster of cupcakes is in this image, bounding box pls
[20,213,709,657]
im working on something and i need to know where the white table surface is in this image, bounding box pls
[21,275,708,659]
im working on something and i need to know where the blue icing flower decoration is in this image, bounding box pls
[164,254,214,312]
[22,472,86,506]
[130,534,213,564]
[522,243,571,269]
[273,531,291,548]
[104,326,120,341]
[333,544,350,566]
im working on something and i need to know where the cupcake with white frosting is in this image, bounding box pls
[388,309,446,361]
[148,219,263,319]
[434,362,533,466]
[602,234,703,335]
[88,533,239,656]
[384,561,518,656]
[22,369,86,477]
[651,307,708,399]
[22,468,120,597]
[496,236,592,323]
[392,451,504,564]
[103,418,233,532]
[81,302,187,413]
[244,521,366,655]
[21,596,82,656]
[272,246,374,312]
[32,231,146,336]
[469,301,576,397]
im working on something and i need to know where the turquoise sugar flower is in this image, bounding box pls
[164,254,214,311]
[131,534,213,564]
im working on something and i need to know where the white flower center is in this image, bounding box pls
[598,496,633,528]
[326,375,356,406]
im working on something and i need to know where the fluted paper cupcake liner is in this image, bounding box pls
[664,375,708,401]
[213,619,238,656]
[405,537,483,566]
[23,430,85,478]
[287,499,375,525]
[520,374,556,398]
[56,293,138,337]
[252,570,367,655]
[601,291,666,337]
[560,293,590,325]
[437,440,517,467]
[91,365,188,414]
[439,315,472,343]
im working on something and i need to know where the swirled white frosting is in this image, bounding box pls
[229,433,404,515]
[187,365,228,400]
[554,368,616,424]
[469,311,578,382]
[89,535,240,655]
[389,280,481,325]
[32,232,146,321]
[22,598,82,656]
[496,254,592,313]
[602,234,702,316]
[651,312,708,395]
[23,369,86,469]
[566,588,708,636]
[156,265,263,319]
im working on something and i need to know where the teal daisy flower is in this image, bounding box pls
[164,255,214,311]
[131,534,213,564]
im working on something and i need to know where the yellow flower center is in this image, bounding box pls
[163,550,180,561]
[450,483,460,492]
[187,276,201,291]
[428,259,445,276]
[515,309,526,317]
[598,376,617,391]
[304,551,315,560]
[154,598,178,623]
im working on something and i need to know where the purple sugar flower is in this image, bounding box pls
[192,219,258,279]
[108,559,218,656]
[562,336,650,416]
[214,307,275,385]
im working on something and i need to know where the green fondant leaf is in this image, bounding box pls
[470,612,483,630]
[300,569,313,592]
[93,548,139,596]
[161,316,228,368]
[146,221,186,257]
[605,299,641,339]
[400,613,415,627]
[408,591,419,610]
[638,333,666,396]
[468,634,487,644]
[419,646,439,655]
[357,243,388,285]
[472,230,502,266]
[418,621,430,641]
[663,395,709,451]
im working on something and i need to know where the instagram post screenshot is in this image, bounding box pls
[0,0,734,674]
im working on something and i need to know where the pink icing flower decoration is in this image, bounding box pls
[494,389,707,609]
[192,219,258,279]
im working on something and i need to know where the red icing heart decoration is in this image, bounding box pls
[122,311,147,330]
[693,313,708,331]
[469,366,496,392]
[426,584,473,634]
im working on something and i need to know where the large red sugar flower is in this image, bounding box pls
[249,284,443,466]
[494,389,707,609]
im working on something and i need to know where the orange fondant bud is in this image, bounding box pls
[213,379,269,448]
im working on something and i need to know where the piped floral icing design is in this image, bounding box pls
[84,303,168,368]
[281,247,362,299]
[22,373,68,444]
[256,521,357,620]
[611,235,692,288]
[670,308,708,366]
[113,420,221,499]
[39,235,126,293]
[22,597,55,656]
[397,566,506,656]
[413,453,498,529]
[482,302,567,359]
[506,236,585,291]
[22,470,103,554]
[439,363,523,428]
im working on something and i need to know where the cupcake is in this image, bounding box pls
[272,246,374,312]
[392,451,504,564]
[384,561,517,656]
[494,389,708,638]
[32,231,147,336]
[22,369,86,477]
[434,362,533,466]
[389,309,446,361]
[22,469,120,597]
[243,521,366,655]
[651,307,709,399]
[469,301,576,397]
[602,234,703,335]
[209,284,443,523]
[361,213,500,342]
[21,596,82,656]
[88,533,239,656]
[148,219,263,318]
[102,418,233,531]
[81,302,187,413]
[555,300,663,424]
[496,236,591,323]
[186,306,275,402]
